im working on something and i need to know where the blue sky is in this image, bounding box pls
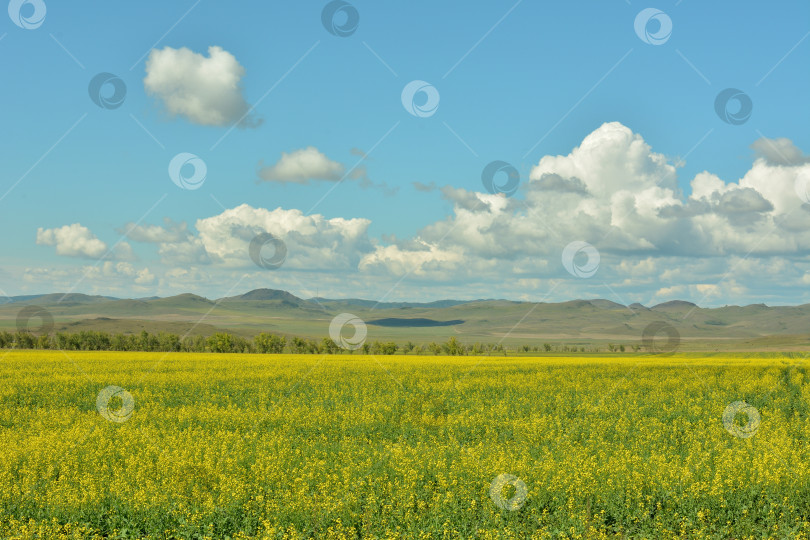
[1,0,809,305]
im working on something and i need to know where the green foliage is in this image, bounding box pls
[442,336,465,356]
[254,333,286,354]
[0,328,649,357]
[320,337,339,355]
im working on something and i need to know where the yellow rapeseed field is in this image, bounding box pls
[1,350,809,539]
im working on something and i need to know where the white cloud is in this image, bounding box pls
[135,267,156,285]
[529,121,679,197]
[751,136,809,166]
[116,218,208,266]
[144,46,258,127]
[354,122,810,304]
[36,223,107,258]
[257,146,397,194]
[118,218,189,243]
[158,237,210,266]
[257,147,345,184]
[359,242,465,278]
[695,283,720,297]
[160,204,375,271]
[36,224,135,261]
[82,262,152,282]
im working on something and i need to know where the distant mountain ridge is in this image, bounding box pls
[2,288,783,310]
[223,289,304,303]
[1,289,488,309]
[0,293,118,305]
[1,288,807,351]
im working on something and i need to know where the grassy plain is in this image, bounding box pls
[1,350,809,538]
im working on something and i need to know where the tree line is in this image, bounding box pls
[0,330,629,355]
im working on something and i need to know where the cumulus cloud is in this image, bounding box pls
[530,173,589,195]
[658,186,774,226]
[81,262,154,288]
[116,218,208,266]
[359,122,810,291]
[86,262,137,280]
[156,237,210,267]
[37,224,134,261]
[135,267,156,285]
[530,121,679,197]
[154,204,374,271]
[36,224,108,258]
[144,46,259,127]
[359,241,466,278]
[117,218,189,243]
[751,137,809,166]
[257,147,344,184]
[257,146,398,194]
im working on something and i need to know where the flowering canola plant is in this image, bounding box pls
[1,350,809,539]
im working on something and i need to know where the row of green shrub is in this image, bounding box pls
[0,330,629,355]
[0,330,483,355]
